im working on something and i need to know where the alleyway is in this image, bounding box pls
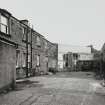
[0,72,105,105]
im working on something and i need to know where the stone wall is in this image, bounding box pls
[47,42,58,71]
[0,40,16,90]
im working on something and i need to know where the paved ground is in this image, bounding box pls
[0,72,105,105]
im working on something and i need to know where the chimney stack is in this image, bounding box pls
[20,19,29,26]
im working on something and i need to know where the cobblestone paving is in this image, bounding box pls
[0,72,105,105]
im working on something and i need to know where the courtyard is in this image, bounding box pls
[0,71,105,105]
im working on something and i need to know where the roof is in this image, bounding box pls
[58,44,91,54]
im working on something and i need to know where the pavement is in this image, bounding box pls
[0,71,105,105]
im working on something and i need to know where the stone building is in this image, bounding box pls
[63,52,78,71]
[58,44,92,71]
[100,43,105,78]
[47,41,58,72]
[0,8,58,90]
[62,46,94,71]
[0,9,17,90]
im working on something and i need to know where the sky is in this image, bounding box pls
[1,0,105,50]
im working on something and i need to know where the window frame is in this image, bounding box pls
[44,40,48,49]
[23,52,26,67]
[0,13,9,34]
[22,25,27,41]
[22,27,25,35]
[36,35,41,47]
[36,55,40,67]
[16,50,20,68]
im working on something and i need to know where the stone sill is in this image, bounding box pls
[0,31,11,38]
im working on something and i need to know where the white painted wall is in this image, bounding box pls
[78,53,94,61]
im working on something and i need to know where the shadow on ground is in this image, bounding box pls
[45,71,95,79]
[15,80,43,91]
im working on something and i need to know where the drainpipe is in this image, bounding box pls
[26,26,28,77]
[30,28,33,76]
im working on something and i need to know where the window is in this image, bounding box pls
[22,27,25,34]
[36,36,41,46]
[22,27,26,41]
[16,50,20,68]
[23,53,26,67]
[36,55,40,66]
[0,15,9,34]
[44,41,48,49]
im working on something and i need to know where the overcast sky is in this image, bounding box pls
[1,0,105,50]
